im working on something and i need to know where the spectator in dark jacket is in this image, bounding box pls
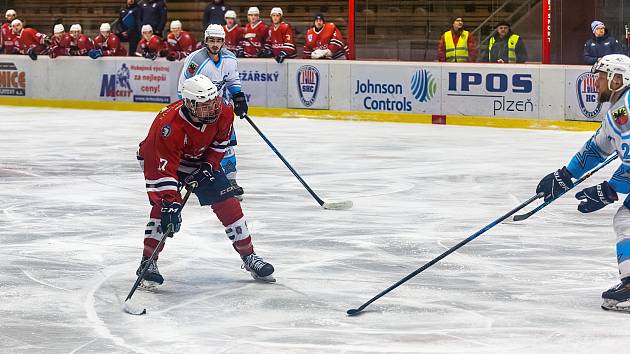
[139,0,167,36]
[116,0,140,55]
[480,21,527,63]
[203,0,229,29]
[584,20,624,65]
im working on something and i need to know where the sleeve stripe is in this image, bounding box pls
[210,147,227,153]
[146,185,179,192]
[145,177,178,184]
[146,180,179,189]
[330,39,344,46]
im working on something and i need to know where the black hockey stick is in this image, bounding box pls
[346,192,544,316]
[242,114,352,210]
[513,155,617,222]
[123,189,192,315]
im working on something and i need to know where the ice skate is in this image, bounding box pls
[136,256,164,289]
[229,179,244,201]
[601,280,630,312]
[241,252,275,282]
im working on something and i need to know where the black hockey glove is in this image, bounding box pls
[258,47,272,58]
[575,181,618,213]
[536,166,574,202]
[26,47,38,61]
[275,51,288,63]
[235,48,244,58]
[232,91,248,117]
[160,201,182,236]
[184,163,215,191]
[143,50,157,60]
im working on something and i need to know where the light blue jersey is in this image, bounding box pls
[178,47,242,180]
[567,88,630,202]
[178,47,242,99]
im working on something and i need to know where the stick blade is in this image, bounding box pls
[122,300,146,316]
[512,212,532,222]
[346,308,362,316]
[322,200,353,210]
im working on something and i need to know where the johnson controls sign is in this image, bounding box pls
[351,66,439,113]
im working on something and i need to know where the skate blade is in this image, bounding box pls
[250,272,276,283]
[139,280,161,290]
[601,299,630,313]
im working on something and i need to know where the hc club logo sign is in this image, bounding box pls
[576,72,602,119]
[100,63,133,99]
[297,65,319,107]
[410,69,437,103]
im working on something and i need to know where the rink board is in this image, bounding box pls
[0,55,604,128]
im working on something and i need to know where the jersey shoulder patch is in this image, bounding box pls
[613,106,628,126]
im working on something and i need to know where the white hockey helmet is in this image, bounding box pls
[141,24,153,33]
[5,9,16,17]
[70,24,82,33]
[270,7,283,16]
[224,10,237,19]
[100,23,111,32]
[591,54,630,92]
[181,75,221,124]
[247,7,260,15]
[53,24,65,34]
[170,20,182,31]
[204,24,225,40]
[11,19,22,27]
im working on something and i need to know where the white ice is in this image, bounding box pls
[1,106,629,353]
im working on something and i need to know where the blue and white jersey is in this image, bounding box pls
[177,47,242,100]
[568,88,630,205]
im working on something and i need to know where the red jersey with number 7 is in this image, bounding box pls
[138,100,234,205]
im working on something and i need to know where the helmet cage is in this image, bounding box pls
[185,96,221,124]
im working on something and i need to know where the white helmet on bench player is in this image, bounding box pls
[181,75,221,124]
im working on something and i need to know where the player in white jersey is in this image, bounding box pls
[178,24,247,199]
[535,54,630,312]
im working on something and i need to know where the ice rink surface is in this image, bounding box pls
[2,106,629,353]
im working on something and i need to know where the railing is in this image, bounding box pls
[473,0,540,46]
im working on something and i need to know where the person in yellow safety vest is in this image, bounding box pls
[481,21,528,63]
[438,16,477,62]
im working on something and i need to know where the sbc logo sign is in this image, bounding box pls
[576,72,602,119]
[297,65,319,107]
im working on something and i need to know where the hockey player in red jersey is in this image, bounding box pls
[48,24,72,59]
[223,10,244,57]
[136,24,165,60]
[242,7,268,58]
[265,7,296,63]
[165,20,196,61]
[11,19,49,60]
[136,74,275,287]
[68,24,94,56]
[89,22,127,59]
[303,14,348,60]
[1,10,17,54]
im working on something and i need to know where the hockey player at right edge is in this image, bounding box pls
[536,54,630,312]
[136,75,274,287]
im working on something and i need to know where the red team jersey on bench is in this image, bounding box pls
[266,22,296,58]
[242,21,267,58]
[166,31,196,60]
[93,33,127,56]
[303,23,347,59]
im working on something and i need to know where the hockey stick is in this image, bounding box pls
[123,188,192,315]
[346,191,544,316]
[242,114,352,210]
[513,155,617,222]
